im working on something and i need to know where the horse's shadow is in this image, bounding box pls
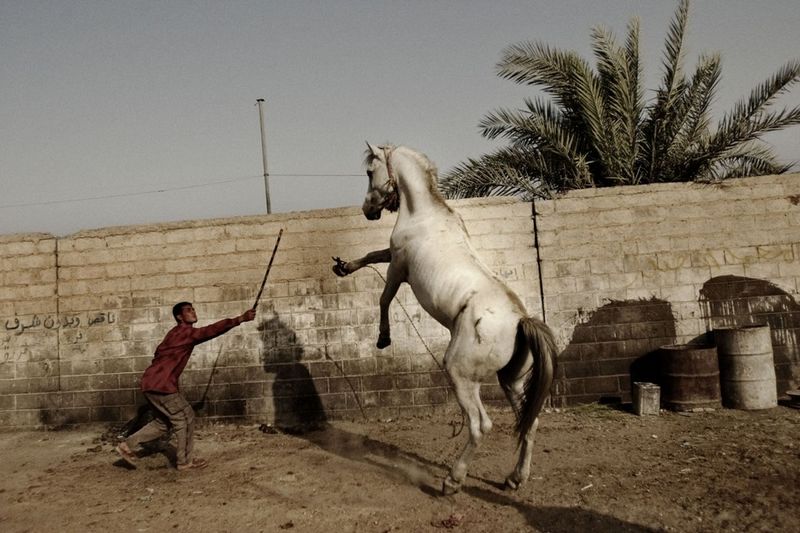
[291,423,656,531]
[464,483,660,532]
[257,312,653,531]
[302,424,444,488]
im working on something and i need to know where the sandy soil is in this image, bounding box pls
[1,404,798,533]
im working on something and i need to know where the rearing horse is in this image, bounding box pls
[333,143,556,495]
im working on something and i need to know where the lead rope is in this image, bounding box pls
[323,344,368,420]
[366,265,465,438]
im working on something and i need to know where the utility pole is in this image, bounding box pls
[256,98,272,214]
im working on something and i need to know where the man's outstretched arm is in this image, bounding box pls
[191,308,256,344]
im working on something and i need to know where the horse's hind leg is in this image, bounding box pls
[499,370,538,490]
[442,373,490,495]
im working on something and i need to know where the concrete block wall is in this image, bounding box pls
[0,198,539,428]
[0,234,59,426]
[2,174,799,428]
[537,174,800,405]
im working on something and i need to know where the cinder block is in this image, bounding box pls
[320,392,349,410]
[379,389,413,407]
[393,373,418,389]
[413,387,448,405]
[329,376,359,394]
[659,285,699,303]
[88,374,120,390]
[744,262,781,279]
[362,374,393,391]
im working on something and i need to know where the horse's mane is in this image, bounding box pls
[364,144,449,206]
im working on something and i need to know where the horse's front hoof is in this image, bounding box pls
[331,257,349,277]
[442,475,461,496]
[376,335,391,349]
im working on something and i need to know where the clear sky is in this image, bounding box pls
[2,0,798,236]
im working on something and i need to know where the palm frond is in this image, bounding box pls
[659,0,690,101]
[590,23,642,181]
[479,98,584,166]
[439,145,595,200]
[640,0,690,180]
[701,142,794,181]
[663,53,722,179]
[718,60,800,132]
[624,17,643,114]
[496,41,597,122]
[624,17,646,183]
[439,149,545,200]
[569,58,613,180]
[710,60,800,155]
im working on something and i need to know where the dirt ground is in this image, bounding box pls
[1,404,798,533]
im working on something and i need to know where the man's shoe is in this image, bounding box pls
[177,458,209,471]
[115,442,137,467]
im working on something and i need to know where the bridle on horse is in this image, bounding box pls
[380,146,400,212]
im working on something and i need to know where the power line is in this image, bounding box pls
[274,173,363,177]
[0,172,365,209]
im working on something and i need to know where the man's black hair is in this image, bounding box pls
[172,301,192,322]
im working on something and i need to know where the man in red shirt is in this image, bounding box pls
[116,301,256,470]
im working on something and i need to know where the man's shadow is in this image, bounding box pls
[258,313,327,433]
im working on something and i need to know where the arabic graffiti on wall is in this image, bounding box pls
[3,312,117,336]
[2,312,119,363]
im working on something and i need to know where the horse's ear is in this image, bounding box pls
[365,142,380,157]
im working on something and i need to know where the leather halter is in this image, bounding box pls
[382,146,396,190]
[380,146,400,212]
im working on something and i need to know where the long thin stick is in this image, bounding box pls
[252,228,283,310]
[197,227,282,411]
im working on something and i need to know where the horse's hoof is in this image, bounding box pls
[441,476,461,496]
[376,335,391,349]
[504,476,521,491]
[331,257,349,277]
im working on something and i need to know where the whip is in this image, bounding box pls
[252,228,283,310]
[197,228,283,411]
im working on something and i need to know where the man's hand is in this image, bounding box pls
[240,309,257,323]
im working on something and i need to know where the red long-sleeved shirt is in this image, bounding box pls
[140,318,240,393]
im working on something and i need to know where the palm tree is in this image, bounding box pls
[440,0,800,200]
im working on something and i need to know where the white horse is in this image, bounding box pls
[333,143,557,495]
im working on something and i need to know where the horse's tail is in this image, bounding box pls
[514,317,557,446]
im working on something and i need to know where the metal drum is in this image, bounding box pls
[714,325,778,410]
[659,344,721,411]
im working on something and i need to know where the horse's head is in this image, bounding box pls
[362,142,399,220]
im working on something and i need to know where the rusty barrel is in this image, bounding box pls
[714,325,777,410]
[659,344,721,411]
